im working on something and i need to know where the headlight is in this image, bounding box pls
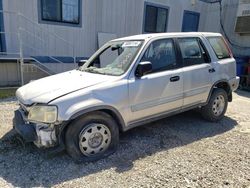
[28,105,57,123]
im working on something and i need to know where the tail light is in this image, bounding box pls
[221,36,233,58]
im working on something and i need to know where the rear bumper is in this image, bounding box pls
[229,76,240,92]
[13,110,37,142]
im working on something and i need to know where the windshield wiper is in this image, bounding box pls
[83,68,108,75]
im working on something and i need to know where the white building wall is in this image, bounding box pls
[1,0,215,59]
[2,0,102,58]
[221,0,250,56]
[100,0,209,35]
[202,0,250,57]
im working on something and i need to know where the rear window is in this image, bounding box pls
[207,37,231,59]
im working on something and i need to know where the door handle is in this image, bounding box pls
[170,76,180,82]
[209,68,215,73]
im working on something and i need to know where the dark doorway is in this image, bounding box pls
[182,10,200,32]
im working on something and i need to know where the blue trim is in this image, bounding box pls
[0,0,6,52]
[38,0,82,28]
[32,56,88,64]
[198,0,221,3]
[182,10,200,32]
[142,2,169,34]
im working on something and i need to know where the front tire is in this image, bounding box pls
[201,88,228,122]
[65,111,119,162]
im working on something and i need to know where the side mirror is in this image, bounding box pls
[78,59,87,67]
[135,61,152,78]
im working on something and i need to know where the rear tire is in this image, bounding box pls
[65,111,119,162]
[201,88,228,122]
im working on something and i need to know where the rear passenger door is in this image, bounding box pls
[177,37,214,107]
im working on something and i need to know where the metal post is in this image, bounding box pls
[73,45,76,64]
[74,56,76,67]
[18,28,24,86]
[17,12,24,86]
[73,43,76,67]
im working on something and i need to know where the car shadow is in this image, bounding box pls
[0,111,238,187]
[235,89,250,98]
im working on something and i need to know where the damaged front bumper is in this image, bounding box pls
[13,109,58,148]
[13,110,37,142]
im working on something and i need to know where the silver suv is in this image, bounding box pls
[14,32,239,162]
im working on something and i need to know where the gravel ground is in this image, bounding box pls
[0,92,250,188]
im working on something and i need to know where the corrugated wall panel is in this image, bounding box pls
[0,62,20,86]
[1,0,226,58]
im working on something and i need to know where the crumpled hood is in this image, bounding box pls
[16,70,115,105]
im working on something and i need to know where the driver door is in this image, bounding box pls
[128,38,184,124]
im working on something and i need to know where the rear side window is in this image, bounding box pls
[178,37,208,66]
[207,37,231,59]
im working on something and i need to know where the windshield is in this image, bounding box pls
[79,40,143,76]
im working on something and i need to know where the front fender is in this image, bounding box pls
[64,98,104,120]
[49,79,128,130]
[51,96,126,130]
[69,104,126,129]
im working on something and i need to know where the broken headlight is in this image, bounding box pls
[28,105,57,123]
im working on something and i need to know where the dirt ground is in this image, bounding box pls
[0,91,249,188]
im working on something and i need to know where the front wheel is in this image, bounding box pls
[65,112,119,162]
[201,88,228,122]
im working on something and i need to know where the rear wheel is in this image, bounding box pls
[65,111,119,162]
[201,88,228,122]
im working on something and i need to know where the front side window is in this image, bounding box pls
[80,41,143,76]
[144,4,168,33]
[41,0,80,24]
[141,39,177,73]
[178,38,208,66]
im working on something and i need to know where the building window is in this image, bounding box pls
[182,11,200,32]
[144,3,169,33]
[41,0,80,24]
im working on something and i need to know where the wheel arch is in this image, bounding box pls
[207,80,232,103]
[73,106,126,129]
[60,105,125,139]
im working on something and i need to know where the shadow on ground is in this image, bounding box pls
[235,90,250,98]
[0,111,237,187]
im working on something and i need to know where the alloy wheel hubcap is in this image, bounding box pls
[212,95,225,116]
[79,123,111,156]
